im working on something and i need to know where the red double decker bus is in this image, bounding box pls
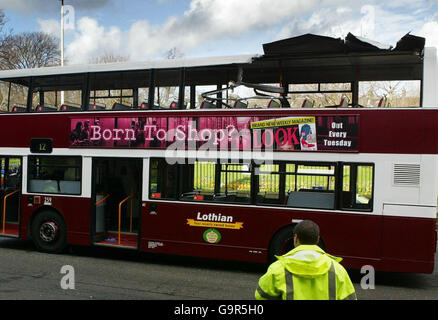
[0,33,436,273]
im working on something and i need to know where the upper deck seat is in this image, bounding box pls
[35,105,57,112]
[200,100,216,109]
[89,104,106,111]
[267,99,280,108]
[232,101,248,109]
[112,103,132,111]
[139,102,161,109]
[339,96,349,108]
[11,106,26,113]
[59,105,81,112]
[301,99,315,108]
[325,95,350,108]
[169,101,178,109]
[377,96,388,107]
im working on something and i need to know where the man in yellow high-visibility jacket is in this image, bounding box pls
[255,220,357,300]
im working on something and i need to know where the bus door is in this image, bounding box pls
[91,158,142,249]
[0,157,21,237]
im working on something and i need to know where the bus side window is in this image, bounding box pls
[27,156,82,195]
[179,161,216,202]
[256,164,282,205]
[341,165,353,208]
[356,165,374,208]
[5,158,21,189]
[256,162,336,210]
[219,163,251,204]
[149,159,178,200]
[340,163,374,211]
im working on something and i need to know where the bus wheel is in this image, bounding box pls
[31,210,67,254]
[268,226,295,264]
[268,225,327,264]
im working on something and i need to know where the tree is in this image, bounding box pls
[0,10,6,33]
[0,32,60,69]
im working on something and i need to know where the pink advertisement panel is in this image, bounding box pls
[69,115,359,152]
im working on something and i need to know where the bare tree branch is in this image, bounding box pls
[0,32,60,69]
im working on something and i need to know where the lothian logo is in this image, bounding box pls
[196,212,233,223]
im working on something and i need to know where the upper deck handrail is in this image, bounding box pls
[201,80,291,108]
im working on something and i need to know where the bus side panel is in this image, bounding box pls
[141,201,382,266]
[21,194,91,246]
[313,213,382,260]
[141,201,275,263]
[381,216,436,273]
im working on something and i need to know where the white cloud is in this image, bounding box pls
[37,19,60,37]
[276,6,365,41]
[65,0,328,64]
[0,0,112,14]
[66,17,122,64]
[276,2,432,48]
[418,21,438,48]
[60,0,438,65]
[185,0,318,34]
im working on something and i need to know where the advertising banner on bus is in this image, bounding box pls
[69,115,359,152]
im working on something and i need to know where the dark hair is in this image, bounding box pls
[301,124,312,138]
[294,220,320,245]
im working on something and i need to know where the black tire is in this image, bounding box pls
[268,225,326,264]
[31,210,67,254]
[268,225,295,264]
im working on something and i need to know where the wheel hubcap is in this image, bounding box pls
[39,222,59,243]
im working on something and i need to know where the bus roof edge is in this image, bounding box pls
[0,54,260,79]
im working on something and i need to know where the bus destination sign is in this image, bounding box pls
[30,138,53,154]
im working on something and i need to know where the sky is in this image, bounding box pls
[0,0,437,65]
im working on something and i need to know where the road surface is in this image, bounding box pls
[0,238,436,300]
